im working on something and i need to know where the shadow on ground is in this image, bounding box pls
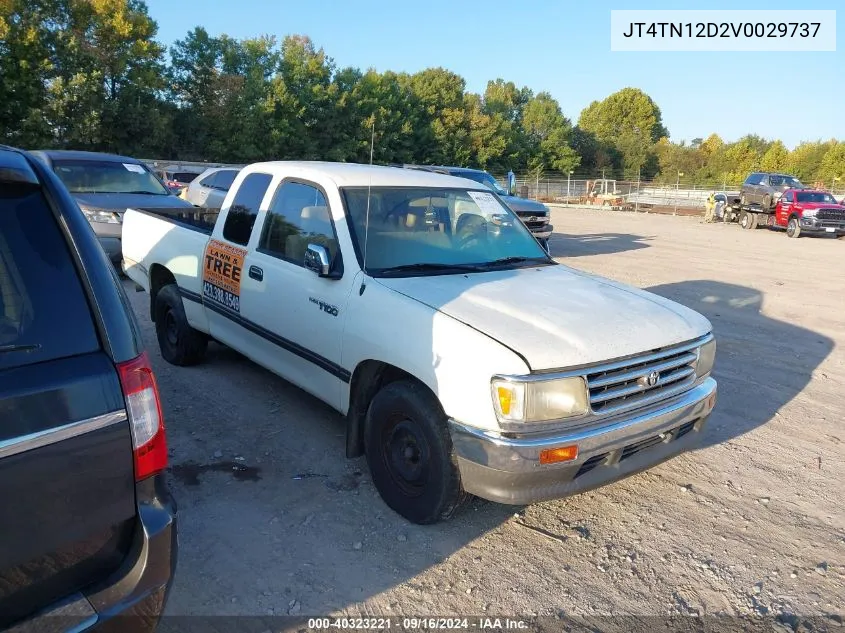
[646,280,833,449]
[549,232,652,258]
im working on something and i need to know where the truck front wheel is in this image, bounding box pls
[365,380,467,524]
[154,284,208,366]
[786,217,802,238]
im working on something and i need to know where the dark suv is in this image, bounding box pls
[740,172,805,210]
[0,147,176,631]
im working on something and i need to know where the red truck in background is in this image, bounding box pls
[773,189,845,239]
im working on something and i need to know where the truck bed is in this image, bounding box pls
[129,206,222,234]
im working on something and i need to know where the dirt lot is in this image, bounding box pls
[128,208,844,622]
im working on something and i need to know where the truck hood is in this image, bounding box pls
[499,195,549,215]
[377,264,711,371]
[72,192,193,214]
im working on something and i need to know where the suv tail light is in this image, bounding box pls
[117,352,167,481]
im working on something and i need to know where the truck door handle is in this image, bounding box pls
[249,265,263,281]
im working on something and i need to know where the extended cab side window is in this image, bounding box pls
[784,191,794,203]
[258,181,341,270]
[222,172,272,246]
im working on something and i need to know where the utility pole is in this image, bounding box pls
[674,171,684,215]
[635,167,641,213]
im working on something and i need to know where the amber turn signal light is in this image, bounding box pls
[539,445,579,465]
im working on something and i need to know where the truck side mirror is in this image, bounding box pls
[304,243,330,277]
[507,171,516,196]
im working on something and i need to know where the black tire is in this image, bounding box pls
[740,194,747,207]
[364,380,467,524]
[786,217,801,238]
[749,212,759,230]
[762,194,772,210]
[739,211,753,230]
[154,284,208,366]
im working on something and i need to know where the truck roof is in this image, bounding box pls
[244,161,483,189]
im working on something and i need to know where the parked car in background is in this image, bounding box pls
[155,169,202,195]
[182,167,240,208]
[773,189,845,238]
[123,161,717,525]
[402,165,553,251]
[0,146,176,631]
[740,172,805,209]
[30,150,194,267]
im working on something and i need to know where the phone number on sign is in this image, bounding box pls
[202,281,240,312]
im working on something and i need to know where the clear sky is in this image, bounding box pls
[144,0,843,148]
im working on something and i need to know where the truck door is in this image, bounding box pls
[777,190,794,226]
[201,171,274,360]
[238,179,354,410]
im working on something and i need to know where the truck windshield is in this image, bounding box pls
[53,160,171,195]
[341,187,551,276]
[796,192,837,204]
[453,171,508,196]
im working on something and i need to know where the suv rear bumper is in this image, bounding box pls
[449,378,716,505]
[10,475,177,633]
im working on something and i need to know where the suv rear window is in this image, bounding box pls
[0,185,99,370]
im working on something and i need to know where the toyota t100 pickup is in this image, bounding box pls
[122,162,718,524]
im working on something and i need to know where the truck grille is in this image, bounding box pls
[586,340,703,416]
[817,208,845,222]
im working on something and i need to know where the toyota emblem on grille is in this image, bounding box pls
[644,371,660,387]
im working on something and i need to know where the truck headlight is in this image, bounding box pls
[491,376,589,423]
[802,208,817,217]
[79,206,120,224]
[696,338,716,378]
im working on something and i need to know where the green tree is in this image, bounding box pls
[817,142,845,184]
[521,92,579,174]
[578,87,667,178]
[760,140,789,173]
[786,141,833,182]
[0,0,56,146]
[268,34,335,160]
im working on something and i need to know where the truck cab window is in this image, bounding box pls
[259,181,340,267]
[222,172,272,245]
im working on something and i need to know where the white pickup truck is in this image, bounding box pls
[123,161,717,524]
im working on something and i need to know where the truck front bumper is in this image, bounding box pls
[529,224,553,240]
[449,378,717,505]
[799,217,845,236]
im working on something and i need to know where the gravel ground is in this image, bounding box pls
[129,208,844,622]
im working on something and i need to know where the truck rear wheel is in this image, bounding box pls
[364,380,467,524]
[786,217,801,238]
[154,284,208,366]
[739,211,756,230]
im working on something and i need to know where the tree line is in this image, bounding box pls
[2,0,843,187]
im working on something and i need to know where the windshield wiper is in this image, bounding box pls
[377,262,483,275]
[476,256,551,269]
[0,343,41,354]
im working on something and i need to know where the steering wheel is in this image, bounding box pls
[455,214,487,250]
